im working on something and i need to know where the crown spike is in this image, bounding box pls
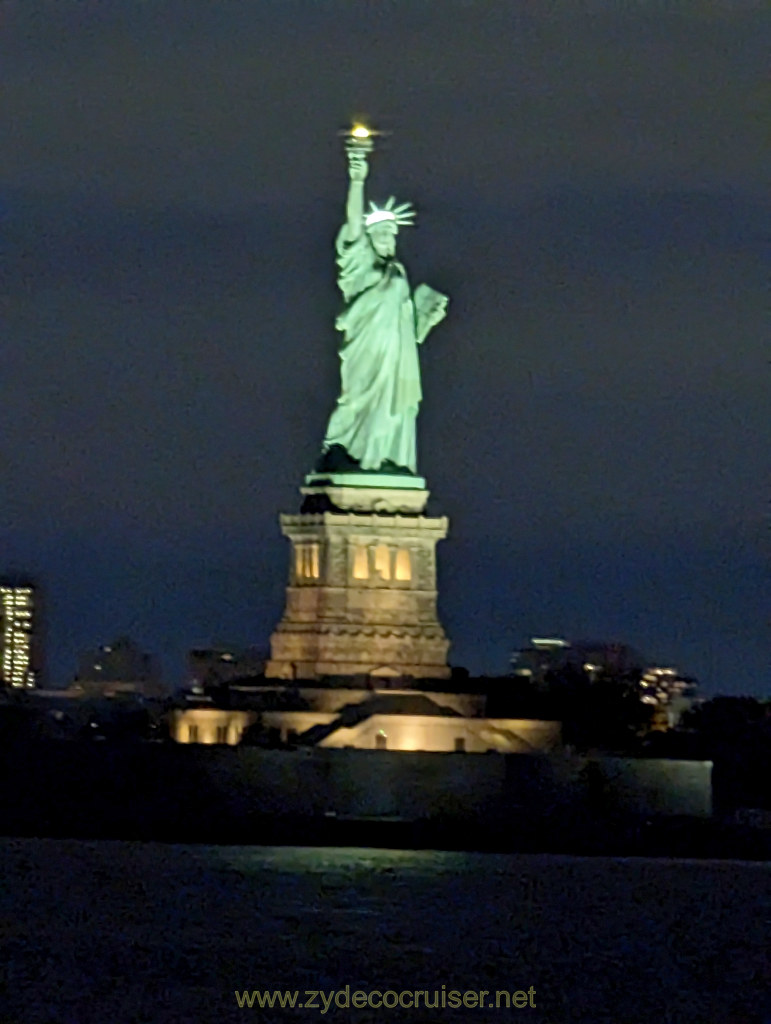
[364,197,416,229]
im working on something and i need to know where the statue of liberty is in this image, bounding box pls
[315,128,449,477]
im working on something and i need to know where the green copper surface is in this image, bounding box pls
[318,135,448,476]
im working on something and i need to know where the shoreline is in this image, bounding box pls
[3,812,771,861]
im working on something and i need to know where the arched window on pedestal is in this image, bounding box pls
[394,548,412,581]
[295,542,321,582]
[352,545,369,579]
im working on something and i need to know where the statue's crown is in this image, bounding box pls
[364,197,415,229]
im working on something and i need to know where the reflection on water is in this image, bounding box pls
[0,838,769,1023]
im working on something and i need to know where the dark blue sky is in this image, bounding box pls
[1,1,768,691]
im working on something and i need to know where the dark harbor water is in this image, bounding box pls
[1,839,769,1024]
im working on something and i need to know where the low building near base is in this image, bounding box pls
[167,685,561,753]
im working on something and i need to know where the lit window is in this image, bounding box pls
[296,543,321,580]
[394,549,411,581]
[310,543,320,578]
[373,544,391,580]
[352,546,369,579]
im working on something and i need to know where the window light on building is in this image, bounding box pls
[353,545,369,579]
[394,548,412,581]
[295,542,321,580]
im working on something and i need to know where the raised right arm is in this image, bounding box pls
[342,144,368,243]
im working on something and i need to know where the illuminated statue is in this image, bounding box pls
[317,127,449,476]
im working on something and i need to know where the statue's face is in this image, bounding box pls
[367,222,397,258]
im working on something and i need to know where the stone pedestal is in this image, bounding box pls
[266,483,450,680]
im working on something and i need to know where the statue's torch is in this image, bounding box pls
[340,123,375,156]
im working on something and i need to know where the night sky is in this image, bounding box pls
[2,1,768,692]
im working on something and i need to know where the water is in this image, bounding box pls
[0,839,769,1023]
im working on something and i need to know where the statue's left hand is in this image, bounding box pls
[414,285,449,343]
[426,294,449,326]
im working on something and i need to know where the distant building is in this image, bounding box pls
[510,637,570,686]
[0,578,41,689]
[186,645,267,689]
[510,636,697,728]
[510,637,645,687]
[639,667,698,727]
[74,636,163,698]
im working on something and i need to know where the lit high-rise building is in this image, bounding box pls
[0,579,40,689]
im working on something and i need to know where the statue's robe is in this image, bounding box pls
[322,227,421,473]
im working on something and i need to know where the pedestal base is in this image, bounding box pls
[266,486,450,681]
